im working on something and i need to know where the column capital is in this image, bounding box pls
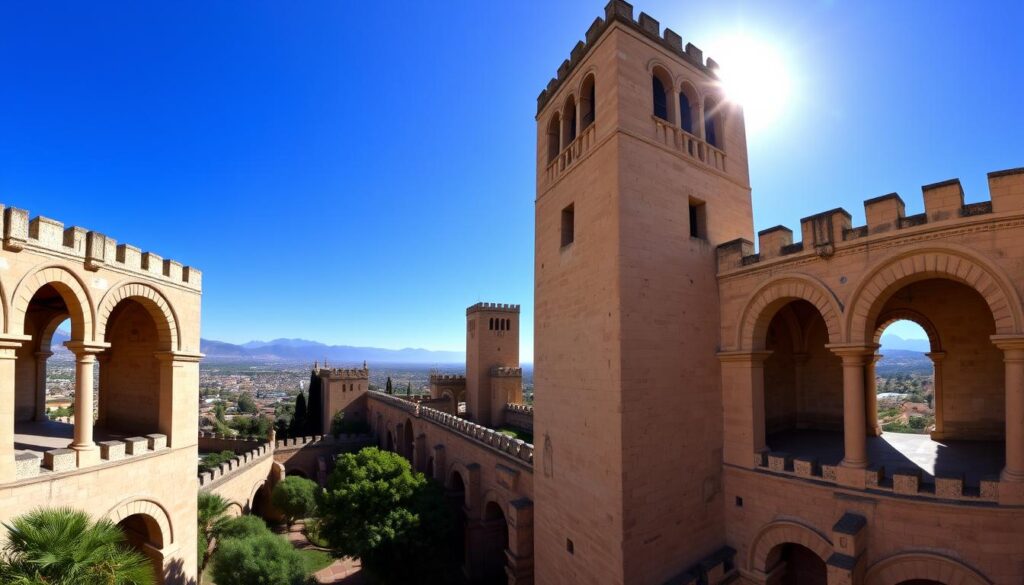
[826,343,879,362]
[0,333,30,353]
[153,350,204,363]
[716,349,773,364]
[64,341,110,357]
[924,351,947,363]
[991,334,1024,352]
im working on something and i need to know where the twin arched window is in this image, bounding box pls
[651,70,724,150]
[546,73,597,165]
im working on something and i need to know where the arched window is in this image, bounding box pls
[489,318,494,330]
[679,82,698,134]
[704,96,723,148]
[652,76,668,120]
[580,74,596,129]
[547,114,561,163]
[563,97,577,145]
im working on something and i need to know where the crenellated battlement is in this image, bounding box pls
[466,302,520,315]
[2,205,202,291]
[536,0,719,114]
[718,167,1024,272]
[317,365,369,380]
[430,373,466,385]
[491,366,523,378]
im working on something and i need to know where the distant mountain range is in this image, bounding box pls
[49,329,462,364]
[878,334,930,352]
[199,337,464,365]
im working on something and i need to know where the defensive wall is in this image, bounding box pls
[717,168,1024,583]
[0,203,203,583]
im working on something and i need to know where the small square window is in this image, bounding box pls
[689,199,706,239]
[566,538,574,554]
[561,203,575,248]
[735,496,743,507]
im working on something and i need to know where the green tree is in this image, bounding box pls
[329,411,346,439]
[0,507,155,585]
[211,533,306,585]
[317,447,455,583]
[405,382,412,397]
[237,392,258,414]
[214,401,227,423]
[271,476,319,528]
[385,376,393,395]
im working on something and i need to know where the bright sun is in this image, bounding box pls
[711,33,794,131]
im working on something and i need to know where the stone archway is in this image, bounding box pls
[96,282,181,351]
[748,520,831,573]
[736,273,843,350]
[864,552,992,585]
[9,265,94,341]
[847,246,1024,344]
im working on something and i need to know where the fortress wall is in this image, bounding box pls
[724,466,1024,584]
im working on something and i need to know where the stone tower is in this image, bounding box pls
[466,302,520,426]
[533,2,754,583]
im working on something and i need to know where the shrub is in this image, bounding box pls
[271,476,319,528]
[216,515,272,541]
[211,533,306,585]
[199,450,237,474]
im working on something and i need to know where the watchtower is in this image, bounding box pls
[533,2,753,583]
[466,302,520,426]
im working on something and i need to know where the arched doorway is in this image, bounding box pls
[250,483,270,518]
[765,542,826,585]
[403,419,414,459]
[448,471,467,575]
[480,501,509,584]
[98,297,173,438]
[867,278,1004,486]
[385,428,394,452]
[117,513,164,581]
[763,300,843,451]
[14,284,83,465]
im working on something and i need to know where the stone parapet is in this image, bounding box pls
[316,365,369,380]
[753,449,1002,504]
[197,440,273,490]
[369,391,534,465]
[504,403,534,433]
[429,373,466,385]
[491,366,523,377]
[466,302,520,315]
[537,0,719,114]
[1,204,202,290]
[717,168,1024,273]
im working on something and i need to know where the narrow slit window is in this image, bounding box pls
[561,203,575,248]
[689,200,706,239]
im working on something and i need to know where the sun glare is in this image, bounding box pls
[711,33,794,132]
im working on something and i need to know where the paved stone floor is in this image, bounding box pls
[14,420,129,453]
[767,429,1005,486]
[283,527,367,584]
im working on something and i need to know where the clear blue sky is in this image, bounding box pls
[2,1,1021,361]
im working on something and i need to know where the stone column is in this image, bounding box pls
[0,336,25,480]
[669,88,682,136]
[865,353,882,437]
[717,350,772,467]
[925,351,946,440]
[828,345,875,487]
[155,351,202,449]
[992,336,1024,488]
[33,350,53,421]
[65,341,107,467]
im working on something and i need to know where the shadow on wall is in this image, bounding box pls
[163,558,196,585]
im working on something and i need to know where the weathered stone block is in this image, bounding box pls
[124,437,149,455]
[893,468,921,494]
[865,465,885,488]
[767,452,792,473]
[935,473,964,499]
[100,440,126,461]
[822,464,838,482]
[146,434,167,451]
[15,452,42,478]
[793,456,819,477]
[44,448,77,472]
[981,476,1000,501]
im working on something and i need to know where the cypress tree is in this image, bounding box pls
[306,370,323,435]
[406,382,412,397]
[290,392,308,437]
[385,377,393,395]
